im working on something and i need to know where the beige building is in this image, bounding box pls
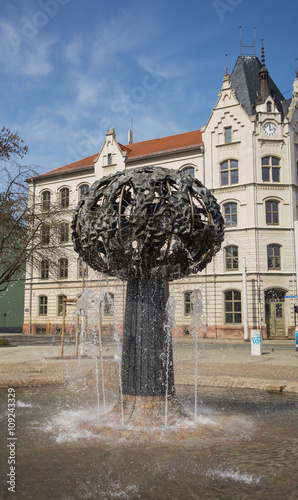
[24,50,298,339]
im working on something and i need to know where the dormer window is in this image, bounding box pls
[267,101,272,112]
[107,153,113,165]
[224,127,232,144]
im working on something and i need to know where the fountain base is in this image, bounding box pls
[110,394,188,427]
[80,395,190,443]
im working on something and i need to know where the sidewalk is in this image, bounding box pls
[0,338,297,394]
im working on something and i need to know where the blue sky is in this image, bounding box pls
[1,0,297,175]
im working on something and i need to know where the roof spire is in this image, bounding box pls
[255,38,270,105]
[222,50,231,89]
[261,38,265,66]
[225,51,229,75]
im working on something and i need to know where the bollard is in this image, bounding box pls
[251,329,262,356]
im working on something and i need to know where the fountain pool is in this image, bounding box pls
[1,384,298,500]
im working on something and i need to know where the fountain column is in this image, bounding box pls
[121,277,174,397]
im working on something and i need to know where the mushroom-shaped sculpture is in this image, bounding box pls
[72,167,224,414]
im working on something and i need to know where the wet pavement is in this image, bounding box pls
[0,334,297,393]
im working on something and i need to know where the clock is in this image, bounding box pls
[263,122,277,137]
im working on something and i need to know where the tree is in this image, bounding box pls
[0,128,63,290]
[0,127,28,160]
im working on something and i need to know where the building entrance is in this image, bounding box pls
[265,289,286,338]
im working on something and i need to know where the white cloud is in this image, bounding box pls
[64,35,84,65]
[0,20,56,76]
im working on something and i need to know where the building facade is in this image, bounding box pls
[23,50,298,339]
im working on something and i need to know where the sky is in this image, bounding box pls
[1,0,298,175]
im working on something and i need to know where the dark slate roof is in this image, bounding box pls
[230,56,285,116]
[281,98,291,117]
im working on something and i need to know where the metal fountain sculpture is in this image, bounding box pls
[72,166,224,424]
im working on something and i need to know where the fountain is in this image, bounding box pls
[2,168,298,498]
[71,166,224,427]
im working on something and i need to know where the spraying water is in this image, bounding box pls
[165,297,176,427]
[190,289,205,422]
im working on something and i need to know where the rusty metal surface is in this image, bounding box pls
[72,166,224,281]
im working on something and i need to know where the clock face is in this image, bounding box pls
[263,122,277,137]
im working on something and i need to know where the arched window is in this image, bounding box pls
[41,191,51,211]
[182,166,195,178]
[265,200,279,225]
[220,159,238,186]
[224,290,241,324]
[59,223,69,243]
[58,258,68,279]
[224,203,237,227]
[267,101,272,112]
[41,259,49,279]
[41,224,50,244]
[267,244,281,270]
[262,156,280,182]
[104,293,114,315]
[79,184,89,200]
[58,295,67,316]
[60,187,70,208]
[39,296,47,316]
[184,291,192,315]
[225,246,238,271]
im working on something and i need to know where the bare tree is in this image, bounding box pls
[0,128,66,290]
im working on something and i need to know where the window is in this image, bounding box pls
[262,156,280,182]
[58,295,67,316]
[220,159,238,185]
[41,191,51,211]
[78,258,88,278]
[60,188,70,208]
[39,296,47,316]
[266,200,279,225]
[59,223,69,243]
[182,166,195,178]
[267,244,281,270]
[41,259,49,279]
[224,127,232,143]
[184,291,192,315]
[79,184,89,199]
[267,101,272,112]
[104,293,114,315]
[224,203,237,227]
[41,224,50,244]
[58,258,68,279]
[225,246,238,271]
[107,153,113,165]
[224,290,241,324]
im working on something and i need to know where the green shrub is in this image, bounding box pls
[0,337,11,346]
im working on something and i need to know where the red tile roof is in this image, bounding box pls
[122,129,203,160]
[31,152,98,180]
[30,129,203,180]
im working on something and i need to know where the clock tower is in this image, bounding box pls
[253,40,282,141]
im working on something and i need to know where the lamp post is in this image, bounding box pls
[242,257,249,341]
